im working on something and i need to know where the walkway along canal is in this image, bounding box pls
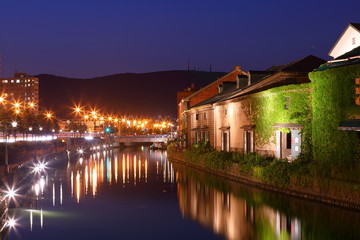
[0,147,359,239]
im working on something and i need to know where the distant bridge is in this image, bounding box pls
[113,134,170,144]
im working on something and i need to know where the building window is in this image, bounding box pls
[224,107,228,118]
[355,78,360,105]
[285,97,290,110]
[286,132,292,149]
[16,79,20,83]
[11,80,14,83]
[203,113,207,120]
[195,114,199,120]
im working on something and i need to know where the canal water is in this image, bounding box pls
[1,147,360,239]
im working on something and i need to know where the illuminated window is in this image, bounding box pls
[224,108,228,118]
[11,80,14,83]
[355,78,360,105]
[16,79,20,83]
[195,114,199,120]
[2,80,8,83]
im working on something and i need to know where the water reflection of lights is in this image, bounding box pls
[32,161,47,174]
[5,188,16,200]
[76,171,80,203]
[65,150,175,203]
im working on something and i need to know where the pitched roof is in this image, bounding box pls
[350,23,360,32]
[189,55,325,108]
[223,55,324,100]
[329,23,360,57]
[191,85,239,108]
[181,67,246,102]
[267,55,325,72]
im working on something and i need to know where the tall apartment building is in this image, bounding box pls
[0,73,39,112]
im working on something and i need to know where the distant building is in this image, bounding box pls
[0,73,39,112]
[329,23,360,58]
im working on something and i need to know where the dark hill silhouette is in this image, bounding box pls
[36,70,225,118]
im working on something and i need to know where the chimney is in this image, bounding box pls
[218,84,223,93]
[190,83,195,90]
[247,71,251,86]
[234,66,241,72]
[236,75,240,89]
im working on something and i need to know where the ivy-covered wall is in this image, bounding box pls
[241,84,312,150]
[309,63,360,163]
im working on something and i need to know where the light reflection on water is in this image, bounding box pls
[175,162,360,240]
[0,148,359,240]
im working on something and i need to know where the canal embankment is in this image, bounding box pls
[0,140,67,174]
[168,146,360,210]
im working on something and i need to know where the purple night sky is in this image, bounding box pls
[1,0,360,78]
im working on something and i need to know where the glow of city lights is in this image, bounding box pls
[13,102,20,108]
[29,127,33,131]
[45,112,53,119]
[29,102,35,108]
[11,121,18,128]
[40,177,45,193]
[15,109,20,115]
[84,115,89,120]
[77,148,84,155]
[0,96,4,103]
[7,218,16,228]
[5,188,16,200]
[35,183,40,196]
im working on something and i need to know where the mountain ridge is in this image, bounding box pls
[36,70,226,118]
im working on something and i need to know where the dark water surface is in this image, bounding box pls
[2,147,360,240]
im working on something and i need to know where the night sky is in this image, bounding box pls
[1,0,360,78]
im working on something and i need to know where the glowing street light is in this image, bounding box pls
[13,102,20,109]
[28,102,35,108]
[45,111,53,119]
[11,121,18,128]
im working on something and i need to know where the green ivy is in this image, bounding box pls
[309,63,360,164]
[240,84,312,152]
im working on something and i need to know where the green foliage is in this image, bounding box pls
[192,141,211,152]
[309,63,360,163]
[241,84,312,151]
[237,153,272,175]
[203,151,233,170]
